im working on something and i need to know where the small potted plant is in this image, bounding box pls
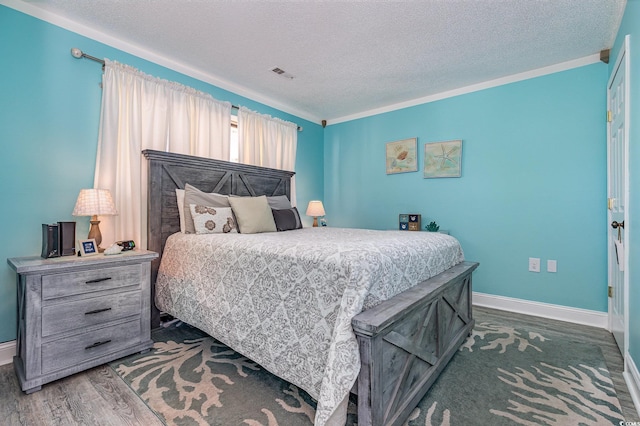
[425,221,440,232]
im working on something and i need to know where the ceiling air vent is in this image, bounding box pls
[270,67,295,80]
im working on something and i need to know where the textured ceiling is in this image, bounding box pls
[18,0,626,123]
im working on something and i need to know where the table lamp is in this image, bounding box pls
[72,189,118,252]
[306,200,325,227]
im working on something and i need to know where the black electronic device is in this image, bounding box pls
[116,240,135,251]
[41,224,60,258]
[58,221,76,256]
[41,222,76,258]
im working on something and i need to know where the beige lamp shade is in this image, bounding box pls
[306,200,325,227]
[72,189,118,217]
[72,189,118,252]
[306,200,325,217]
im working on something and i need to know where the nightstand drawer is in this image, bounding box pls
[41,319,142,374]
[42,264,141,300]
[42,290,142,337]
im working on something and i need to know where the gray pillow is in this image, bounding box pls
[267,195,292,210]
[183,184,231,234]
[228,195,277,234]
[230,194,291,210]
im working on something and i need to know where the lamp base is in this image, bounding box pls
[312,217,319,227]
[87,216,105,252]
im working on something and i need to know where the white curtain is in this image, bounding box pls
[94,59,231,248]
[237,107,298,204]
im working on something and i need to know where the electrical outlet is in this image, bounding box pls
[547,260,557,273]
[529,257,540,272]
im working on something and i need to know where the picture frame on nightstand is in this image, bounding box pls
[78,239,99,256]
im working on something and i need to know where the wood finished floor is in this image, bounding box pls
[0,306,637,425]
[475,306,639,422]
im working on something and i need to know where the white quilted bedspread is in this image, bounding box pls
[155,227,464,425]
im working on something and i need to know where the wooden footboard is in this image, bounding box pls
[352,261,478,426]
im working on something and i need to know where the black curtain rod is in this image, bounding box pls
[70,48,302,131]
[71,47,104,65]
[230,105,302,130]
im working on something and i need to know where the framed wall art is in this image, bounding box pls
[424,140,462,178]
[386,137,418,174]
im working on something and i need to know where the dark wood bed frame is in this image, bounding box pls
[143,149,478,426]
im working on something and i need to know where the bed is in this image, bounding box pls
[144,149,478,426]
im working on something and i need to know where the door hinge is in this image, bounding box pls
[607,110,612,122]
[608,286,613,298]
[608,198,615,210]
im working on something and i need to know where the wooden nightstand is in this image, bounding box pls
[7,250,158,393]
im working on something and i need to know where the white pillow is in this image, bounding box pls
[176,189,186,233]
[228,195,277,234]
[189,204,237,234]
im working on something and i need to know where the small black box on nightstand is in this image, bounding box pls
[58,221,76,256]
[41,224,59,258]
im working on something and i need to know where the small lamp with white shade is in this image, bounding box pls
[305,200,325,227]
[72,189,118,252]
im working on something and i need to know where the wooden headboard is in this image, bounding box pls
[143,149,295,327]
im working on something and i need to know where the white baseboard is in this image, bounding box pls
[472,292,608,329]
[624,352,640,418]
[0,340,15,366]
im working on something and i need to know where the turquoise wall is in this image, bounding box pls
[610,0,640,374]
[325,64,608,312]
[0,5,324,343]
[0,3,626,358]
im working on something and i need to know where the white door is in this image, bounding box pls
[607,36,630,355]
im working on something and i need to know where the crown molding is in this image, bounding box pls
[328,54,601,126]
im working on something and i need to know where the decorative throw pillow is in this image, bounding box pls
[189,204,237,234]
[183,184,231,234]
[272,207,303,231]
[228,195,277,234]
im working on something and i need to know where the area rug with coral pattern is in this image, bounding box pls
[111,312,624,425]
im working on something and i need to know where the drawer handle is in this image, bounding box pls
[85,277,112,284]
[85,340,112,350]
[85,307,112,315]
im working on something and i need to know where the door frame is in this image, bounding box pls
[607,34,630,355]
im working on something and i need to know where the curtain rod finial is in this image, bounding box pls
[71,47,83,59]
